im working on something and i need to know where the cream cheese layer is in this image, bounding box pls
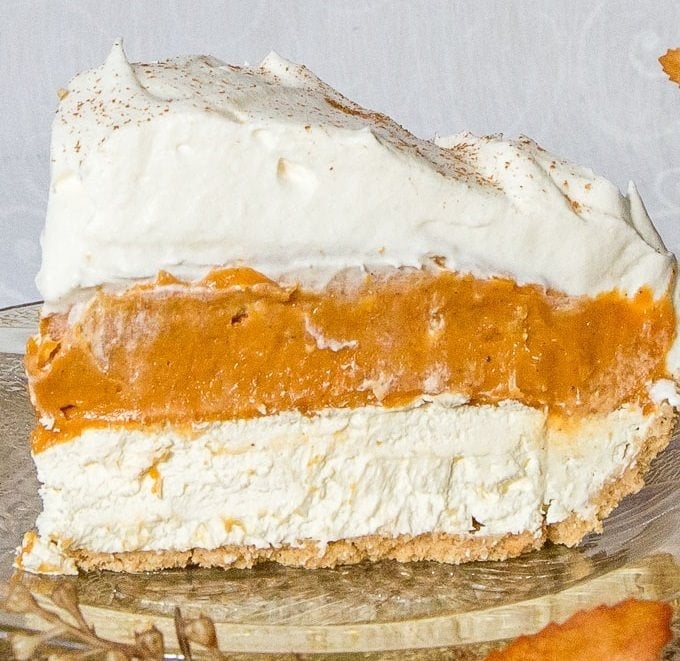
[18,397,662,574]
[39,40,673,308]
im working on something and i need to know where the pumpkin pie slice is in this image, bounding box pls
[17,41,679,574]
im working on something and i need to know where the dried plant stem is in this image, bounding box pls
[4,580,231,659]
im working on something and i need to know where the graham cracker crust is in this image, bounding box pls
[547,404,675,546]
[41,404,679,574]
[72,530,543,573]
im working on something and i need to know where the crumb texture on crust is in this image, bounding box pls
[71,530,542,573]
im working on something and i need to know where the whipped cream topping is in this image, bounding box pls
[18,397,661,574]
[38,40,675,306]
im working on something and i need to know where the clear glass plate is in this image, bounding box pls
[0,303,678,658]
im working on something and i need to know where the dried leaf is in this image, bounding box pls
[486,598,672,661]
[659,48,680,84]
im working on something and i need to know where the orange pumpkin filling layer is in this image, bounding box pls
[27,267,675,453]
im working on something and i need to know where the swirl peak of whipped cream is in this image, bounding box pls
[38,39,674,305]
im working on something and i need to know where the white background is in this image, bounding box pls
[2,1,679,308]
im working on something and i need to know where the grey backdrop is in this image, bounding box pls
[2,1,679,308]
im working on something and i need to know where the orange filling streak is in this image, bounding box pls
[26,268,675,453]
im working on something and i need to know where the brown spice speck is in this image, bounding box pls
[567,196,581,213]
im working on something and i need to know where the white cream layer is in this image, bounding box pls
[38,40,674,307]
[19,397,661,575]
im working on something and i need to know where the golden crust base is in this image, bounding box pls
[72,530,543,573]
[31,405,677,574]
[547,406,675,546]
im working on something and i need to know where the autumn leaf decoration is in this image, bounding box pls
[659,49,680,85]
[4,580,226,660]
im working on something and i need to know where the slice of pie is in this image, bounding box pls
[17,41,679,574]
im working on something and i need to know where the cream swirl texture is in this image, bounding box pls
[38,40,674,305]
